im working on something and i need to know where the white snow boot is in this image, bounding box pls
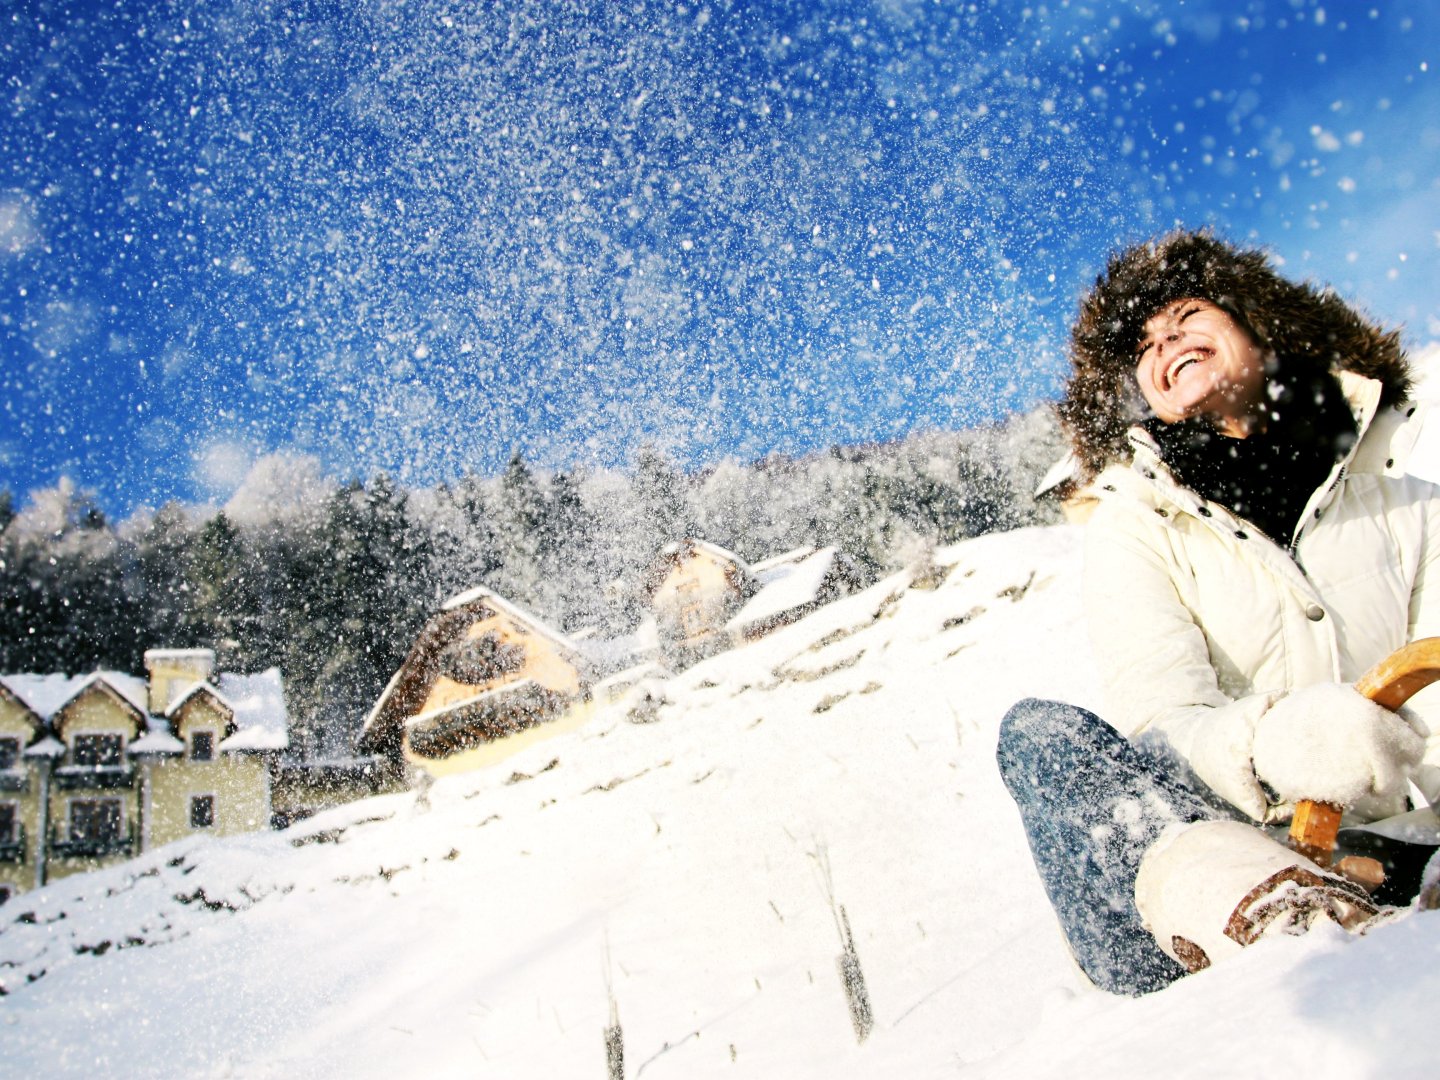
[1135,820,1383,973]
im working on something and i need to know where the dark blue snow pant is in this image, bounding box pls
[995,698,1242,997]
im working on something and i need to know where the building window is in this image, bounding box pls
[190,795,215,829]
[0,736,19,771]
[0,801,16,842]
[72,734,124,768]
[439,632,525,684]
[69,798,123,842]
[190,731,214,761]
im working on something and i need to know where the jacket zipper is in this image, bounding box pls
[1287,464,1348,562]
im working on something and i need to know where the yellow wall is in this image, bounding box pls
[146,753,271,847]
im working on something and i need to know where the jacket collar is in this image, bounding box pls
[1121,369,1385,486]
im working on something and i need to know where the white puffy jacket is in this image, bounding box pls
[1085,370,1440,823]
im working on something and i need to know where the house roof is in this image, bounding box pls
[662,537,750,573]
[0,666,289,752]
[748,545,817,581]
[1,671,149,722]
[164,680,234,719]
[130,720,186,756]
[725,546,846,634]
[22,735,64,759]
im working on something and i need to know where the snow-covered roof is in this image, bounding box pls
[22,735,64,759]
[0,671,149,721]
[130,721,185,756]
[0,666,289,753]
[748,545,816,581]
[725,546,843,633]
[686,538,750,572]
[164,679,233,719]
[1,674,81,720]
[216,669,290,751]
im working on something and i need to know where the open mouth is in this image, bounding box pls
[1164,349,1211,390]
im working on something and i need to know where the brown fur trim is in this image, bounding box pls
[1061,230,1412,478]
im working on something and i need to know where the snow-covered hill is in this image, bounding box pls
[2,525,1437,1078]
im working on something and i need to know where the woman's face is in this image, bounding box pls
[1134,298,1267,436]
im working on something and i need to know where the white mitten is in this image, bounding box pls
[1251,683,1424,807]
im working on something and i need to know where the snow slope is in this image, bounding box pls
[2,525,1437,1078]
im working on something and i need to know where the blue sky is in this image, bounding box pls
[2,0,1437,518]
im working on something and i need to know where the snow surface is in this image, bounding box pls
[2,525,1438,1077]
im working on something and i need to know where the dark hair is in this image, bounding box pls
[1059,230,1410,478]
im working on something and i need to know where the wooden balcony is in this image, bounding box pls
[49,826,136,860]
[53,765,137,791]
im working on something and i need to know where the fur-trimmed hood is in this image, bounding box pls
[1059,230,1411,479]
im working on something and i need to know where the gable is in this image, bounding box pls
[169,688,238,741]
[0,683,44,739]
[52,680,145,742]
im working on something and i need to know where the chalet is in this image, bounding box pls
[0,649,289,903]
[357,586,598,776]
[643,538,756,667]
[725,546,863,643]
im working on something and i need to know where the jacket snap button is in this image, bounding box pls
[1197,506,1212,517]
[1234,530,1248,540]
[1155,507,1169,517]
[1305,604,1325,622]
[1386,458,1395,468]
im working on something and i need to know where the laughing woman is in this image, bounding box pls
[997,230,1440,995]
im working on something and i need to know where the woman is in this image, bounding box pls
[997,230,1440,995]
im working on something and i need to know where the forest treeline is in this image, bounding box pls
[0,409,1063,757]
